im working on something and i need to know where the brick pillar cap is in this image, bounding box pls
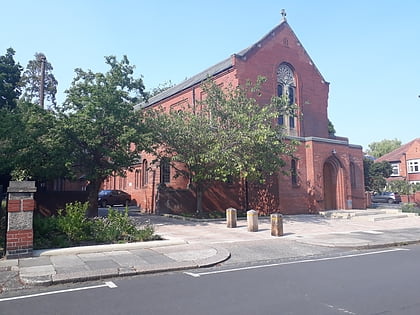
[7,181,37,193]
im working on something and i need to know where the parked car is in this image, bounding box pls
[98,190,131,207]
[371,192,401,204]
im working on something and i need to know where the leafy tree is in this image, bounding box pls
[58,55,150,217]
[328,119,336,136]
[146,77,296,212]
[20,52,58,108]
[366,138,402,158]
[148,80,175,97]
[0,107,20,175]
[13,102,67,180]
[0,49,63,188]
[0,101,66,181]
[363,158,392,192]
[387,180,420,196]
[0,48,22,110]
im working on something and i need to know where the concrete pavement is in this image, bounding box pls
[1,208,420,293]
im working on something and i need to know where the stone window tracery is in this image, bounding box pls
[277,63,297,135]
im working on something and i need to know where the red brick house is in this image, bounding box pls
[103,15,366,214]
[375,138,420,185]
[375,138,420,203]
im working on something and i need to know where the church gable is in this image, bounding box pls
[234,18,326,84]
[233,17,330,138]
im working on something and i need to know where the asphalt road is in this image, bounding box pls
[2,244,420,315]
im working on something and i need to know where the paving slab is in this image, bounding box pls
[19,265,55,278]
[18,256,51,268]
[83,259,120,270]
[50,254,86,267]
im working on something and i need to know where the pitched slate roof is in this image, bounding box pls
[135,57,233,110]
[135,20,290,110]
[376,138,420,162]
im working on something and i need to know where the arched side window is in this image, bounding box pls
[141,160,148,187]
[118,176,123,190]
[112,175,117,189]
[291,158,298,186]
[160,158,171,184]
[277,63,297,135]
[134,169,141,189]
[350,162,357,188]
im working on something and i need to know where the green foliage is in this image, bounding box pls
[57,201,90,242]
[366,138,402,158]
[401,203,420,213]
[148,80,175,97]
[145,77,297,212]
[33,215,70,249]
[20,52,58,108]
[91,208,139,243]
[0,101,67,180]
[363,158,393,192]
[387,180,420,195]
[328,119,336,135]
[0,108,20,174]
[33,202,157,249]
[58,55,151,217]
[413,182,420,193]
[0,48,22,110]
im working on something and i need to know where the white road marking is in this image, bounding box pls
[0,281,118,302]
[105,281,118,288]
[184,248,409,277]
[354,230,384,235]
[184,272,200,278]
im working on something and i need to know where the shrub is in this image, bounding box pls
[57,201,90,242]
[33,202,158,249]
[401,203,420,213]
[91,208,156,243]
[33,215,70,249]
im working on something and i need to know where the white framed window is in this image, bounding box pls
[391,163,400,176]
[408,159,420,173]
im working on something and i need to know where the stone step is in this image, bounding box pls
[319,209,417,221]
[319,210,385,219]
[368,214,411,222]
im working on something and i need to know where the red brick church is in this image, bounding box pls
[103,13,366,214]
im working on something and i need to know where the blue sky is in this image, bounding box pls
[2,0,419,150]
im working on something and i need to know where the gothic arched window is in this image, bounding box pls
[277,63,297,134]
[142,159,148,186]
[160,158,171,184]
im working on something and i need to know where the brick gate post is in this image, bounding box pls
[6,181,37,259]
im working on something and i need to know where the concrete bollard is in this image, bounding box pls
[271,213,283,236]
[247,209,258,232]
[226,208,237,228]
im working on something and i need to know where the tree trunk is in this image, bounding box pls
[196,184,203,214]
[245,179,249,211]
[86,179,101,218]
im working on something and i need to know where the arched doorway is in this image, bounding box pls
[323,156,346,210]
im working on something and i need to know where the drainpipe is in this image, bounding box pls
[192,88,196,113]
[403,153,410,203]
[151,168,156,213]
